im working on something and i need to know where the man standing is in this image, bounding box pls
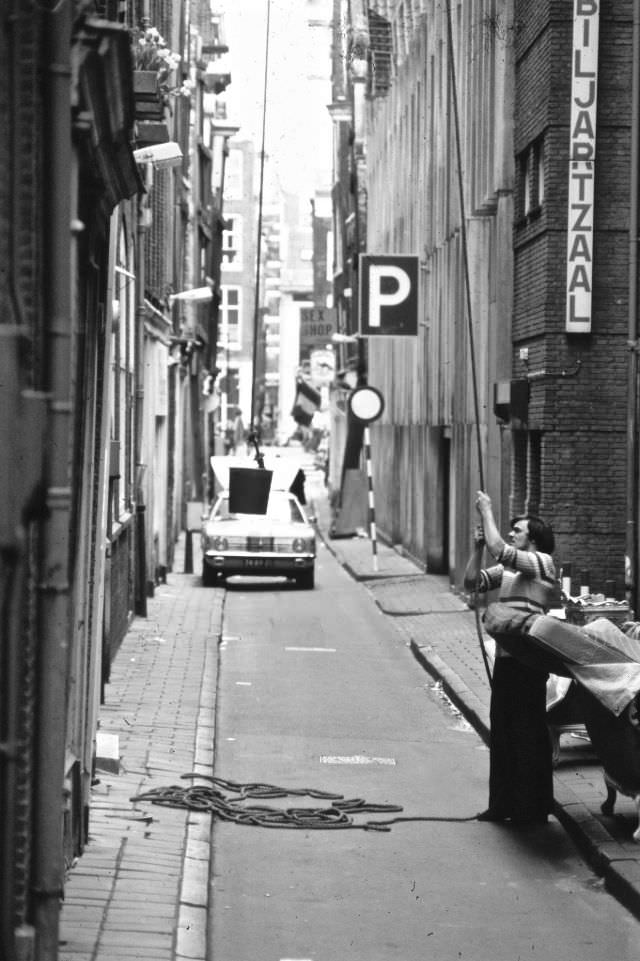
[464,491,558,825]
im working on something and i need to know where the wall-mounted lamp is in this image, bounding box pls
[169,286,214,305]
[133,142,183,169]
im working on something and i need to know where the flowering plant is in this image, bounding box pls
[133,27,181,91]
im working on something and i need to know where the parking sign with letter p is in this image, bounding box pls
[358,254,419,337]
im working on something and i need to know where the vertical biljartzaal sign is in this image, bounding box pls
[566,0,600,334]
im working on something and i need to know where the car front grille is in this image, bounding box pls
[246,536,274,552]
[221,536,296,553]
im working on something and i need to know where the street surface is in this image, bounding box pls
[208,461,640,961]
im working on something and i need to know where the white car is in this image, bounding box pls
[201,489,316,589]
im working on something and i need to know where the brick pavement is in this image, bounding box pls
[59,561,222,961]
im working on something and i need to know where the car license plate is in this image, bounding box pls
[244,558,266,568]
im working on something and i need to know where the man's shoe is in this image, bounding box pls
[476,808,509,822]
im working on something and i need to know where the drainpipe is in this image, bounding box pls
[3,4,27,957]
[33,0,74,958]
[133,0,152,616]
[626,0,640,616]
[135,188,149,617]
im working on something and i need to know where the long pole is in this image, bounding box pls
[445,0,492,686]
[626,0,640,615]
[250,0,271,438]
[444,0,485,491]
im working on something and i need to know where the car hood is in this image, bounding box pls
[203,518,314,539]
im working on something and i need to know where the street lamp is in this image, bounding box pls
[133,142,183,169]
[168,285,214,305]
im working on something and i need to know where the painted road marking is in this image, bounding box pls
[285,646,336,653]
[235,681,252,686]
[320,755,396,766]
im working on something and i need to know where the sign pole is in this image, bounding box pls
[353,253,420,569]
[363,425,378,572]
[348,385,385,574]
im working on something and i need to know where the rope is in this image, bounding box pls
[130,775,479,832]
[444,0,492,688]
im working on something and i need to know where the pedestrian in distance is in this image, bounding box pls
[233,410,246,454]
[463,491,558,826]
[224,422,235,455]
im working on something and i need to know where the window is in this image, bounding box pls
[367,9,393,97]
[110,233,135,520]
[510,430,542,519]
[519,137,545,220]
[222,215,242,269]
[220,285,241,345]
[536,142,545,207]
[526,432,541,516]
[510,430,528,518]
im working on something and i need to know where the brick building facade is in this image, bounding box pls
[512,0,633,595]
[0,2,235,958]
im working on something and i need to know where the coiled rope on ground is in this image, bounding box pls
[130,774,478,831]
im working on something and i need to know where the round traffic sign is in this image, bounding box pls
[348,386,385,423]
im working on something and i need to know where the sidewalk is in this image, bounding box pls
[59,542,222,961]
[60,491,640,961]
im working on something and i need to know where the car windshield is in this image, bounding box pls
[212,491,305,524]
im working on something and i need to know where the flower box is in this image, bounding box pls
[133,70,160,99]
[134,121,171,145]
[134,100,166,121]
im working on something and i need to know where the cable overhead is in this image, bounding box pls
[250,0,271,439]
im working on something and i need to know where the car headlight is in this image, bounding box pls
[292,537,313,553]
[211,536,228,551]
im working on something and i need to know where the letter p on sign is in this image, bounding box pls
[359,254,419,337]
